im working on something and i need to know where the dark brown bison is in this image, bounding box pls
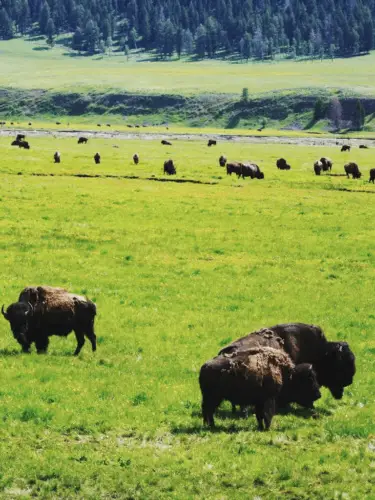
[56,122,61,125]
[53,151,61,163]
[369,168,375,183]
[97,124,101,127]
[28,122,32,126]
[161,140,172,146]
[133,153,139,165]
[341,145,351,152]
[359,145,368,149]
[219,156,227,167]
[241,163,265,179]
[78,137,88,144]
[344,162,361,178]
[2,286,97,355]
[16,134,25,141]
[219,323,356,401]
[226,162,242,177]
[199,347,321,429]
[164,159,176,175]
[208,139,217,147]
[276,158,291,170]
[94,152,101,164]
[314,160,322,175]
[320,157,333,171]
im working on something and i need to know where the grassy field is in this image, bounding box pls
[2,38,375,96]
[1,136,375,498]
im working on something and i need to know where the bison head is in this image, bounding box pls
[2,302,33,347]
[286,364,321,408]
[318,342,356,399]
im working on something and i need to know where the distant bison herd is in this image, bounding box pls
[7,133,375,181]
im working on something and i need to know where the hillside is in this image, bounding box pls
[0,0,374,61]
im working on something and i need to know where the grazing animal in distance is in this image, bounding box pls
[106,124,111,127]
[314,160,322,175]
[2,286,97,355]
[161,140,172,146]
[219,322,356,401]
[344,162,361,179]
[199,347,321,429]
[28,122,32,126]
[219,155,227,167]
[56,122,61,125]
[341,145,351,152]
[78,137,88,144]
[208,139,217,147]
[97,124,101,127]
[226,162,242,177]
[241,163,264,179]
[320,157,333,171]
[163,159,176,175]
[133,153,139,165]
[369,168,375,183]
[359,145,368,149]
[54,151,61,163]
[276,158,291,170]
[16,134,25,141]
[94,152,101,164]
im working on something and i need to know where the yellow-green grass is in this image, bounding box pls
[0,137,374,498]
[2,38,375,96]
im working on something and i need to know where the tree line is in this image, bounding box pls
[0,0,374,60]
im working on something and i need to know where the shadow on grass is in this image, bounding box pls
[27,35,45,42]
[32,46,50,51]
[171,423,246,435]
[0,348,22,356]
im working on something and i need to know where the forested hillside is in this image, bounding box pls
[0,0,374,60]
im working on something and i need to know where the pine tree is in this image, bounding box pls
[195,24,207,58]
[0,8,13,39]
[354,100,365,130]
[72,28,84,51]
[84,19,100,54]
[46,18,55,47]
[39,1,51,35]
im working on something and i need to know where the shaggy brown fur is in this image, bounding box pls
[19,286,86,313]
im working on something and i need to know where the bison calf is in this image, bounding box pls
[94,153,101,164]
[133,153,139,165]
[276,158,291,170]
[164,159,176,175]
[199,347,321,430]
[219,155,227,167]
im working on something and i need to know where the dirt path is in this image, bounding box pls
[1,127,375,147]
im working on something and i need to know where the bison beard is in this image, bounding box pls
[2,286,97,355]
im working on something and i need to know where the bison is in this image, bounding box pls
[344,162,361,179]
[163,159,176,175]
[276,158,291,170]
[226,162,242,177]
[241,163,265,179]
[320,157,333,171]
[161,140,172,146]
[219,156,227,167]
[78,137,88,144]
[94,152,101,164]
[208,139,217,147]
[16,134,25,141]
[56,122,61,125]
[314,160,322,176]
[199,346,321,429]
[341,145,351,152]
[133,153,139,165]
[2,286,97,355]
[54,151,61,164]
[219,323,356,401]
[359,145,368,149]
[369,168,375,183]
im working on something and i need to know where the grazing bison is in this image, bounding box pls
[163,159,176,175]
[320,157,333,171]
[97,124,101,127]
[199,347,321,429]
[359,145,368,149]
[78,137,88,144]
[276,158,291,170]
[54,151,61,163]
[226,162,242,177]
[133,153,139,165]
[28,122,32,126]
[241,163,265,179]
[344,162,361,179]
[369,168,375,183]
[94,152,101,164]
[2,286,97,355]
[341,145,351,152]
[16,134,25,141]
[208,139,217,147]
[56,122,61,125]
[219,155,227,167]
[219,323,356,400]
[161,140,172,146]
[314,160,322,176]
[106,124,111,127]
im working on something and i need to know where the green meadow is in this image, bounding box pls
[0,136,374,498]
[2,38,375,95]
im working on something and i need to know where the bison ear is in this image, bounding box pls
[1,305,8,320]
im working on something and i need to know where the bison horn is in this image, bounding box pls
[26,302,34,316]
[1,305,8,320]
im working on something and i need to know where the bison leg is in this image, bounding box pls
[255,403,265,430]
[202,398,219,427]
[85,324,97,352]
[35,336,49,354]
[263,398,276,430]
[73,330,85,356]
